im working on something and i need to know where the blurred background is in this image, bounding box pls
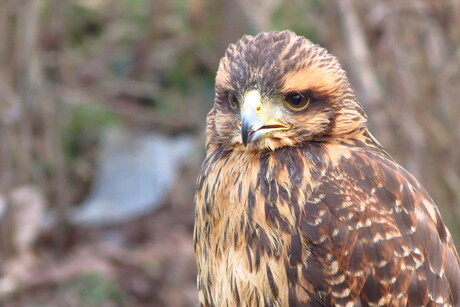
[0,0,459,306]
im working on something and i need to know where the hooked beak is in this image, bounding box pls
[241,90,289,146]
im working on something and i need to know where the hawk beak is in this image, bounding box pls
[241,90,289,147]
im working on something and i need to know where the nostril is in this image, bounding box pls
[256,106,261,111]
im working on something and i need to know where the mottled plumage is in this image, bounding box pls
[194,30,460,306]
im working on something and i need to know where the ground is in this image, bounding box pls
[2,192,198,307]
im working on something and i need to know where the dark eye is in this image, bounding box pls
[227,93,239,109]
[285,93,310,111]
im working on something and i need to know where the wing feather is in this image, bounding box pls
[300,149,460,305]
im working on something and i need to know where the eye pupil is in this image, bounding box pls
[290,94,303,105]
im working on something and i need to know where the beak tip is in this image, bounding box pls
[242,135,248,147]
[241,120,249,147]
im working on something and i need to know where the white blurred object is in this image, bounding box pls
[0,185,46,294]
[1,185,46,255]
[71,127,196,226]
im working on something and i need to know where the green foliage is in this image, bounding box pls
[63,103,119,161]
[67,272,124,306]
[272,5,319,42]
[65,4,104,46]
[116,0,151,29]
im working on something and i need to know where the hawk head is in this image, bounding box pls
[208,30,368,151]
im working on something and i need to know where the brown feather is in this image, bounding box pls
[194,30,460,306]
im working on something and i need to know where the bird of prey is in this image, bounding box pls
[194,30,460,306]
